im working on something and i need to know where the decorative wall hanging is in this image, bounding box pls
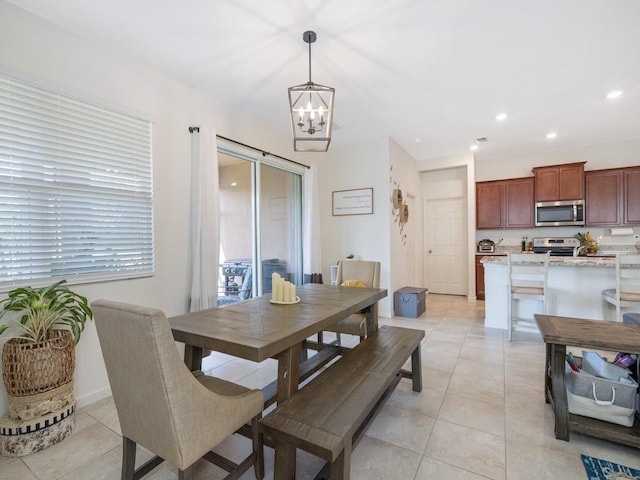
[332,188,373,216]
[392,189,403,209]
[399,203,409,223]
[389,165,407,246]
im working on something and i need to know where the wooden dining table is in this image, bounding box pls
[169,283,387,405]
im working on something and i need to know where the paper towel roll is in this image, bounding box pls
[610,227,634,236]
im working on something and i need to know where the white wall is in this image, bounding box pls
[389,140,423,311]
[0,2,295,415]
[475,137,640,181]
[318,138,393,316]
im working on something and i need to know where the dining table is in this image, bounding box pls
[169,283,387,405]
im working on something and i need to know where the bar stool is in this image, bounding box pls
[601,254,640,322]
[507,252,551,341]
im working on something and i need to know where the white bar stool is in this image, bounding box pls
[507,252,551,341]
[601,254,640,322]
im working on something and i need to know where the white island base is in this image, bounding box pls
[483,257,631,331]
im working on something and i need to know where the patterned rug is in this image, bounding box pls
[582,454,640,480]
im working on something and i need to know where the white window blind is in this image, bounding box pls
[0,75,154,290]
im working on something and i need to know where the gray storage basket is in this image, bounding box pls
[565,359,638,427]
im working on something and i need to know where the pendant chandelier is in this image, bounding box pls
[288,31,335,152]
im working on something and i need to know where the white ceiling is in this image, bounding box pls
[8,0,640,160]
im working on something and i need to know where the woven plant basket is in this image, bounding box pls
[2,330,75,397]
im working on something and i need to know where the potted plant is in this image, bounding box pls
[0,280,92,420]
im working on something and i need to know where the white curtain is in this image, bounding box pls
[303,164,322,277]
[189,127,220,311]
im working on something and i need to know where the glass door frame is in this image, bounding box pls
[217,139,304,296]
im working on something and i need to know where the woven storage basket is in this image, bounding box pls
[2,330,75,397]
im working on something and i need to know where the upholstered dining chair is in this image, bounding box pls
[92,299,264,480]
[601,254,640,322]
[324,260,381,344]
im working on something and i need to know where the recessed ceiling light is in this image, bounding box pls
[414,138,422,144]
[231,182,237,187]
[546,132,557,140]
[469,145,479,151]
[495,112,508,121]
[606,90,623,100]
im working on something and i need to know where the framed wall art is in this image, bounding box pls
[332,188,374,216]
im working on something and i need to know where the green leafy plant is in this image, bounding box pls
[0,280,93,344]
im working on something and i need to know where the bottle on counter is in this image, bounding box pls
[521,237,526,252]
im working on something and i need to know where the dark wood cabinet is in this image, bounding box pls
[624,168,640,224]
[476,181,504,229]
[533,162,585,202]
[585,169,622,226]
[585,166,640,226]
[475,255,485,300]
[505,177,535,228]
[477,177,534,229]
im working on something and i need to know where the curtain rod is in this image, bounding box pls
[188,127,310,170]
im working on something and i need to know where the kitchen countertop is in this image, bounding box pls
[480,254,640,267]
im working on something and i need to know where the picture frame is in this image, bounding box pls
[332,188,374,216]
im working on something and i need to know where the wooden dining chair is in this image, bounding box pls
[601,254,640,322]
[92,299,264,480]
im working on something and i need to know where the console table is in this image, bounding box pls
[535,314,640,448]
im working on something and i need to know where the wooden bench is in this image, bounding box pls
[260,325,424,479]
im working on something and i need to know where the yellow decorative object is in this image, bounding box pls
[340,279,368,288]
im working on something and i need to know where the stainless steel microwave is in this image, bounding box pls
[535,200,585,227]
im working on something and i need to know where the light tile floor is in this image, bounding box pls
[2,294,639,479]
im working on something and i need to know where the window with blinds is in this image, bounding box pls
[0,74,154,290]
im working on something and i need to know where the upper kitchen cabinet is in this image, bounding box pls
[624,168,640,224]
[585,169,621,226]
[477,177,534,229]
[533,162,586,202]
[476,180,503,229]
[585,166,640,226]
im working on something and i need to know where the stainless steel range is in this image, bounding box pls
[533,237,580,256]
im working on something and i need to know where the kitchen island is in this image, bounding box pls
[482,254,639,330]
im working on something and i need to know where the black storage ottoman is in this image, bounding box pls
[394,287,427,318]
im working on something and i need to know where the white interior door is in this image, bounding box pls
[425,197,466,295]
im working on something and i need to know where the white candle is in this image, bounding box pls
[284,281,292,303]
[272,273,282,301]
[291,283,296,301]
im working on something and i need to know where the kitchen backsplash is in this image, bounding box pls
[476,226,640,252]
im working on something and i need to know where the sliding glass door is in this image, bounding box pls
[217,140,303,298]
[259,163,302,292]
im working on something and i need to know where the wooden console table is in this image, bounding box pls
[535,314,640,447]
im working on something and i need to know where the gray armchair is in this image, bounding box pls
[92,299,264,480]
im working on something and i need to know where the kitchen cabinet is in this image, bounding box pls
[533,162,585,202]
[624,168,640,224]
[476,255,486,300]
[585,169,621,226]
[476,181,503,229]
[585,166,640,226]
[505,177,535,228]
[476,177,534,229]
